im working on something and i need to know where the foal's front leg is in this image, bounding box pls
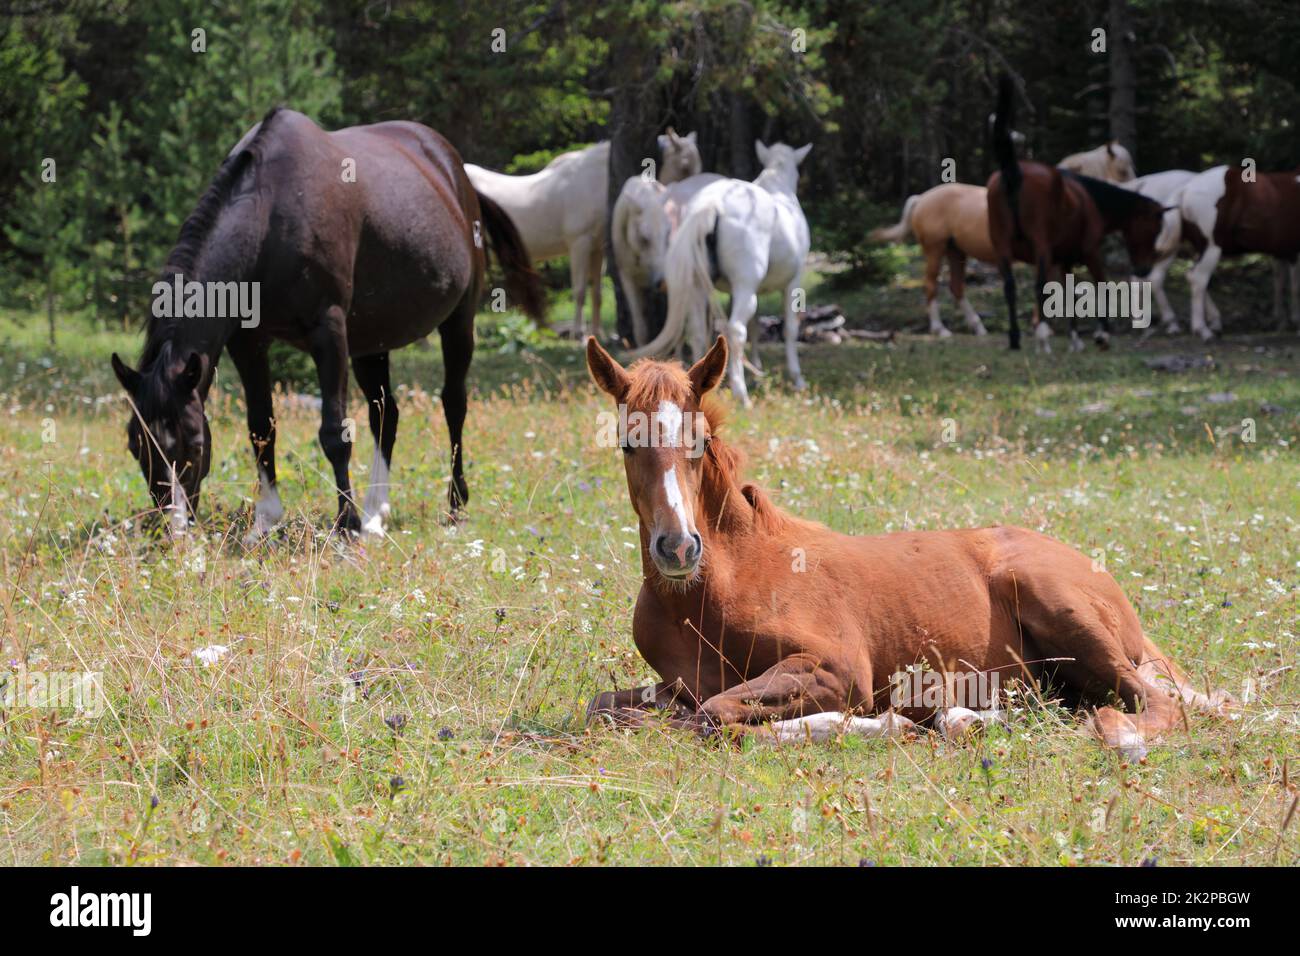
[698,655,913,743]
[309,306,360,534]
[586,679,696,727]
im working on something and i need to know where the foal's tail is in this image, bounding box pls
[475,191,547,325]
[625,201,724,360]
[868,194,920,244]
[993,74,1024,239]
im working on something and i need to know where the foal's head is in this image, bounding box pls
[588,336,727,583]
[112,349,212,530]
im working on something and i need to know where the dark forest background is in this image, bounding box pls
[3,0,1298,338]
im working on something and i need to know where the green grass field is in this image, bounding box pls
[0,258,1297,866]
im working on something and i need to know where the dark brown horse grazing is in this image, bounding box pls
[987,76,1169,351]
[111,107,543,538]
[584,336,1232,756]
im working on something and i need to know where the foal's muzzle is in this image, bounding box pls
[652,531,702,578]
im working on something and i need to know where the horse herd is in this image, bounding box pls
[108,83,1257,756]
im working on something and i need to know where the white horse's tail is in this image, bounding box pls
[625,202,724,360]
[868,194,920,244]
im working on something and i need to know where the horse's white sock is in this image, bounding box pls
[361,446,391,536]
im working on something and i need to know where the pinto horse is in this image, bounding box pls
[1180,164,1300,340]
[584,336,1232,756]
[111,107,544,538]
[987,76,1170,351]
[869,183,992,337]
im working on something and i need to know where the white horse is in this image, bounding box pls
[466,134,702,336]
[657,128,703,184]
[611,171,724,345]
[627,141,813,406]
[1059,142,1136,183]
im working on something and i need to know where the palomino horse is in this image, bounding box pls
[584,336,1231,755]
[869,183,992,337]
[1179,164,1300,340]
[111,107,543,538]
[626,141,813,406]
[1059,142,1137,183]
[988,77,1169,350]
[466,133,702,336]
[611,172,724,346]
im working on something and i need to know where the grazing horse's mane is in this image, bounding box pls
[139,105,286,372]
[1063,170,1159,220]
[624,358,791,536]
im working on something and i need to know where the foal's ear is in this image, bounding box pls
[586,336,630,399]
[111,353,141,393]
[688,336,728,397]
[754,140,771,166]
[793,143,813,165]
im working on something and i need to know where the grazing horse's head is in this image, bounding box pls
[657,128,702,184]
[614,176,671,290]
[1120,196,1172,278]
[587,335,727,584]
[1104,142,1136,183]
[111,350,212,531]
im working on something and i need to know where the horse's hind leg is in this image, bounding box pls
[1084,254,1112,349]
[999,258,1020,350]
[439,301,475,514]
[782,277,808,390]
[568,235,592,336]
[924,243,951,337]
[308,305,360,534]
[227,334,282,543]
[997,555,1192,757]
[946,247,987,335]
[351,352,398,537]
[724,287,758,407]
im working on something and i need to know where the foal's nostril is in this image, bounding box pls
[654,532,702,571]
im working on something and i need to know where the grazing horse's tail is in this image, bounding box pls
[868,194,920,244]
[475,191,547,325]
[625,201,724,360]
[993,74,1024,239]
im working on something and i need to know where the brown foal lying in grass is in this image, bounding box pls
[584,335,1233,756]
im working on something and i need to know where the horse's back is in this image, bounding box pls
[1215,168,1300,258]
[915,183,994,260]
[253,112,480,348]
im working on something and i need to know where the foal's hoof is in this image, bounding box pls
[360,505,390,538]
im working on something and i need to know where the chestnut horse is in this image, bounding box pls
[112,107,544,538]
[869,183,991,337]
[987,76,1170,351]
[584,336,1231,756]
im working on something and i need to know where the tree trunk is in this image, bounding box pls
[606,40,661,345]
[1108,0,1138,163]
[728,91,755,181]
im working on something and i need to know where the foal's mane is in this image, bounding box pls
[139,105,285,373]
[1063,170,1160,221]
[624,359,790,536]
